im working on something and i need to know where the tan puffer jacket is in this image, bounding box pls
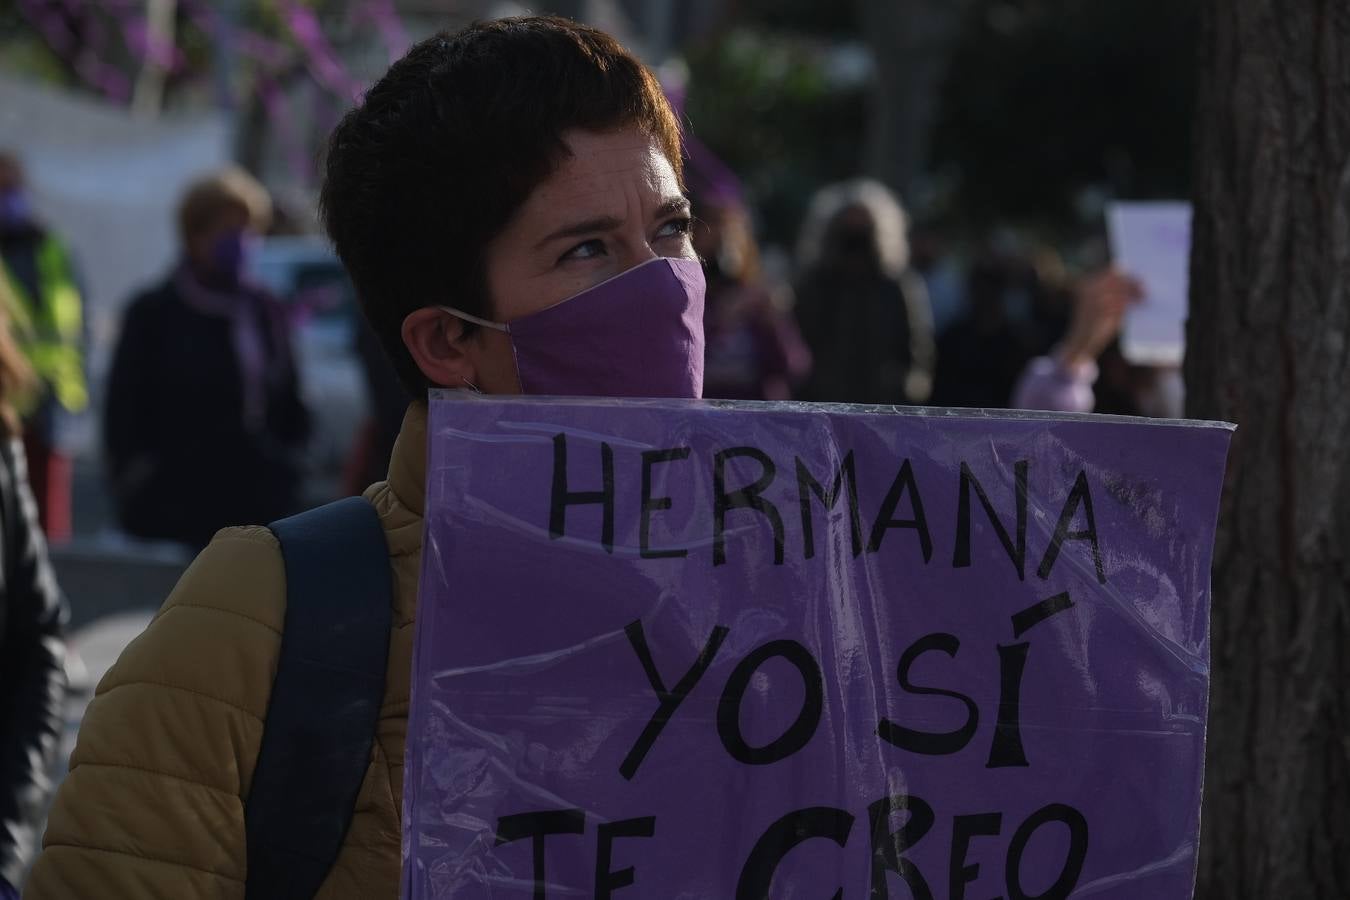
[26,404,428,899]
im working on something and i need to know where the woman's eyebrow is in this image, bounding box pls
[655,197,691,220]
[532,198,690,251]
[534,215,623,250]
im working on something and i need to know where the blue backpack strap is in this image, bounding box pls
[245,497,393,900]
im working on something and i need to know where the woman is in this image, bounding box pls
[930,251,1045,409]
[0,151,86,544]
[30,18,705,899]
[692,186,811,401]
[793,178,937,405]
[0,277,66,899]
[103,167,311,550]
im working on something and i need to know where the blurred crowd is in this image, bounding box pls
[0,143,1182,555]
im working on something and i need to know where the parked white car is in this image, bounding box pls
[248,236,369,502]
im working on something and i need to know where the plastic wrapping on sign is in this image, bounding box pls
[403,393,1233,899]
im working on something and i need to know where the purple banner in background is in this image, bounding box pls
[404,396,1232,899]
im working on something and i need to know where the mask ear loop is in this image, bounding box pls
[440,306,510,333]
[441,306,516,394]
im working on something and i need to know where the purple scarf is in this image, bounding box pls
[173,264,284,430]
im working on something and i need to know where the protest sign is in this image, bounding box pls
[404,395,1231,899]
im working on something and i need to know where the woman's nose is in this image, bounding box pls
[624,242,661,270]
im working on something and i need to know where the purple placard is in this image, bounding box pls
[404,395,1232,899]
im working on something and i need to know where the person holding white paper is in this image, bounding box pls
[1012,267,1142,413]
[1012,261,1190,419]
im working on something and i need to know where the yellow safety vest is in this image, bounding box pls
[0,235,88,414]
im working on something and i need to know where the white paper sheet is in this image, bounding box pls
[1106,201,1192,365]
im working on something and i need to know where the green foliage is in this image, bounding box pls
[0,0,359,101]
[727,0,859,37]
[685,0,1198,238]
[0,34,72,86]
[684,28,868,246]
[928,0,1198,227]
[0,3,74,86]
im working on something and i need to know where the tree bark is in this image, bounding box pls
[1187,1,1350,897]
[131,0,176,118]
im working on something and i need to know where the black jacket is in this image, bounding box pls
[104,276,312,549]
[0,438,67,887]
[794,265,936,405]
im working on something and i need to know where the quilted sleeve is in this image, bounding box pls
[25,527,286,900]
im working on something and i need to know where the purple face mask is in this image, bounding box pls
[0,189,34,229]
[209,230,259,284]
[443,257,705,399]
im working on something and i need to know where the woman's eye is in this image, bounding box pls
[561,239,606,262]
[656,217,693,240]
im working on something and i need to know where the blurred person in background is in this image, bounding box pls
[103,166,311,551]
[793,178,935,405]
[908,225,967,337]
[687,147,810,400]
[0,152,87,543]
[930,250,1044,408]
[0,277,67,900]
[1023,245,1075,355]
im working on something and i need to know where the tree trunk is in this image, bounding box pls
[131,0,176,117]
[1187,1,1350,897]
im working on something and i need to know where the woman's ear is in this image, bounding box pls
[401,308,480,389]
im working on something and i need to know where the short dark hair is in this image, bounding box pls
[321,16,684,395]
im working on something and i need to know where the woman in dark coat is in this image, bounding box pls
[0,276,66,899]
[689,181,811,401]
[793,179,936,406]
[104,167,311,550]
